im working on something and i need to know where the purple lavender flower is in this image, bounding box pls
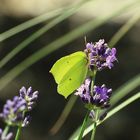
[19,86,39,111]
[91,84,112,108]
[75,78,91,103]
[0,96,26,126]
[75,78,112,109]
[0,128,13,140]
[84,39,117,71]
[0,86,39,128]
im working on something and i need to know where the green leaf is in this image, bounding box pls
[50,51,88,98]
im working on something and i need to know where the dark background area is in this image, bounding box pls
[0,1,140,140]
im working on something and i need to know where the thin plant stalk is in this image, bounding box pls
[90,110,99,140]
[89,70,97,140]
[90,122,96,140]
[90,70,97,95]
[78,111,90,140]
[15,126,22,140]
[15,111,26,140]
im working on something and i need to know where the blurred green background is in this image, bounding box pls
[0,0,140,139]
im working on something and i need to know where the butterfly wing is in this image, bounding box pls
[50,51,88,98]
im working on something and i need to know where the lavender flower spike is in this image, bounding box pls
[0,96,26,126]
[0,128,13,140]
[75,78,91,103]
[19,86,39,111]
[91,84,112,108]
[75,78,112,109]
[84,39,117,71]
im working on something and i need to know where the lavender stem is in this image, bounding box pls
[78,110,90,140]
[15,126,22,140]
[90,109,99,140]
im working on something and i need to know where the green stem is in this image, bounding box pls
[89,69,97,140]
[78,111,90,140]
[2,125,10,139]
[15,126,22,140]
[15,110,26,140]
[90,70,97,95]
[90,110,99,140]
[90,122,97,140]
